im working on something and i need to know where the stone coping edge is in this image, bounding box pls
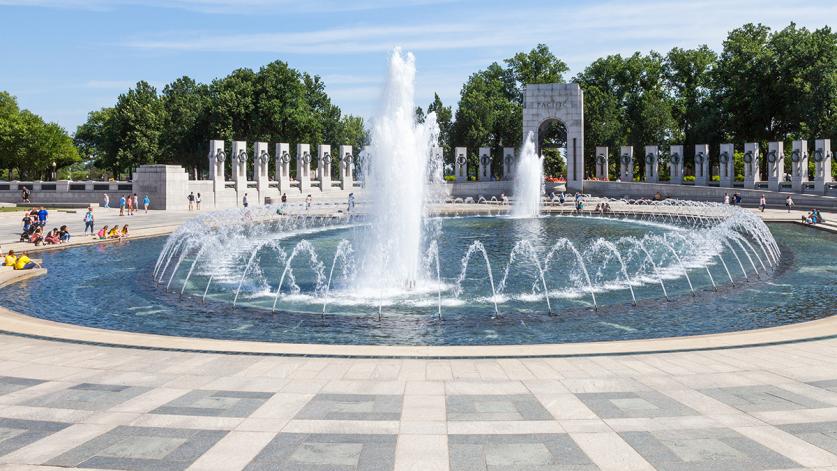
[0,305,833,358]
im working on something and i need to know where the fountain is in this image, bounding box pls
[38,47,828,347]
[511,132,544,218]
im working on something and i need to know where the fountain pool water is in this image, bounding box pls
[3,211,835,345]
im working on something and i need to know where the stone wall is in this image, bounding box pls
[584,181,837,209]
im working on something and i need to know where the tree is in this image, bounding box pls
[453,63,521,178]
[112,81,164,177]
[160,76,210,176]
[664,46,720,150]
[0,91,78,179]
[426,93,453,165]
[75,107,117,177]
[505,43,569,95]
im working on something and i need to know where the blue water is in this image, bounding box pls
[1,218,834,345]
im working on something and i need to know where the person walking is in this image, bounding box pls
[20,187,30,203]
[119,195,126,216]
[195,193,201,210]
[103,193,110,209]
[83,207,95,235]
[785,195,794,213]
[759,195,766,212]
[242,193,249,208]
[126,193,133,215]
[347,193,355,213]
[187,192,195,211]
[143,195,150,213]
[132,194,139,215]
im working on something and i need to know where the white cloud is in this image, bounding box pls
[0,0,457,14]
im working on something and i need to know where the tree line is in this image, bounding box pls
[0,21,834,182]
[446,22,837,180]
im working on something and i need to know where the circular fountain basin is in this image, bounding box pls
[1,214,834,346]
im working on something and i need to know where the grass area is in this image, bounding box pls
[0,207,77,213]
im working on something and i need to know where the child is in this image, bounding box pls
[107,226,120,239]
[59,225,71,242]
[97,225,109,240]
[120,225,129,239]
[83,208,95,235]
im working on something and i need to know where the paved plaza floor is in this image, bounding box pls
[0,334,837,470]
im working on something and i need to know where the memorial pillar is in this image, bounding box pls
[339,145,353,190]
[318,144,331,192]
[619,146,633,181]
[694,144,709,186]
[644,145,659,183]
[208,140,226,194]
[790,139,809,192]
[669,145,684,183]
[503,147,515,180]
[719,143,734,188]
[813,138,832,194]
[478,147,492,181]
[595,146,608,180]
[296,144,311,192]
[767,141,784,192]
[275,143,291,194]
[455,147,468,182]
[254,141,269,203]
[232,140,248,200]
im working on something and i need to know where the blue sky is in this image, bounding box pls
[1,0,835,133]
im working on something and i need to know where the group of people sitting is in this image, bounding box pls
[3,250,40,271]
[20,208,73,246]
[593,202,613,213]
[802,209,826,225]
[96,224,129,240]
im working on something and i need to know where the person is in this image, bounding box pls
[83,207,95,235]
[195,193,201,210]
[347,193,355,213]
[14,252,39,270]
[97,225,109,240]
[759,195,766,212]
[103,193,110,208]
[30,227,44,245]
[559,193,565,206]
[281,193,287,204]
[22,211,32,234]
[305,194,312,210]
[59,225,71,242]
[734,193,742,205]
[132,194,139,215]
[107,226,120,239]
[20,187,30,203]
[37,207,48,227]
[44,228,60,245]
[120,224,129,238]
[143,195,150,213]
[187,192,195,211]
[785,195,794,213]
[126,193,134,216]
[815,208,825,223]
[4,250,16,267]
[723,193,729,205]
[119,195,126,216]
[242,193,249,208]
